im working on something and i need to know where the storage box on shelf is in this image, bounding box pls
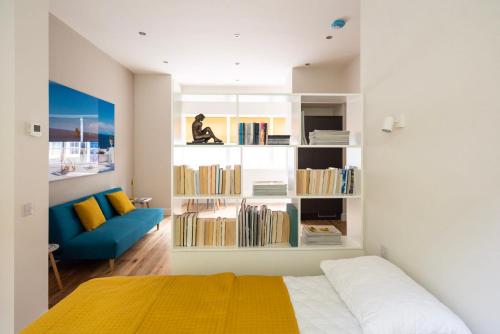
[171,93,364,275]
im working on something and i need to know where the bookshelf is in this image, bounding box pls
[170,92,364,275]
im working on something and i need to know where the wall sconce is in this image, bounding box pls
[382,115,405,133]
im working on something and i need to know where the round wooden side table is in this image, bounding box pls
[48,244,63,291]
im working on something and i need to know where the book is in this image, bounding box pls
[238,201,292,247]
[252,181,287,196]
[175,213,236,247]
[238,122,269,145]
[253,123,259,145]
[259,123,266,144]
[239,123,245,145]
[309,130,350,145]
[302,224,342,245]
[296,167,359,195]
[286,203,298,247]
[234,165,241,195]
[174,165,241,196]
[230,169,235,194]
[247,123,253,145]
[267,135,290,145]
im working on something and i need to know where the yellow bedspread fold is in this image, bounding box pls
[22,273,299,334]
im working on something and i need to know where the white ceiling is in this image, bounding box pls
[50,0,360,86]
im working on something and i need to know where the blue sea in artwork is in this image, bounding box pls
[98,99,115,149]
[49,81,115,181]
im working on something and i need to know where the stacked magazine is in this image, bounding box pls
[302,224,342,245]
[252,181,288,196]
[267,135,290,145]
[309,130,350,145]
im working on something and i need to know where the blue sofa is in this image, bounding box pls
[49,187,163,269]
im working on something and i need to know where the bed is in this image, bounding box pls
[284,276,362,334]
[22,256,471,334]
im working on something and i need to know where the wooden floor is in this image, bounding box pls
[49,218,171,308]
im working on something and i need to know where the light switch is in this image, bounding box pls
[22,202,34,217]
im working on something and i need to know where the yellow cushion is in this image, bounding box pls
[106,191,136,215]
[73,197,106,231]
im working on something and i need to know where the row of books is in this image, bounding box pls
[173,213,236,247]
[302,224,342,245]
[309,130,350,145]
[174,165,241,195]
[238,200,298,247]
[296,167,360,195]
[238,123,268,145]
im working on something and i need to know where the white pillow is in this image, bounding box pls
[320,256,471,334]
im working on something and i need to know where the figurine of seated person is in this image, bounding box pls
[191,114,223,143]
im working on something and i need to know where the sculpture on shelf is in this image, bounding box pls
[190,113,223,144]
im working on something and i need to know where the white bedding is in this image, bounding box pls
[284,275,362,334]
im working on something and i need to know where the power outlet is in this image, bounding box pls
[380,245,388,259]
[22,202,34,217]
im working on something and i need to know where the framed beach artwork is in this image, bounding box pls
[49,81,115,181]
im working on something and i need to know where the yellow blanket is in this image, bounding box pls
[22,273,299,334]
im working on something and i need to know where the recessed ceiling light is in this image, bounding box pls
[234,33,240,38]
[326,35,333,39]
[235,62,240,66]
[138,31,146,36]
[163,60,169,64]
[305,63,311,66]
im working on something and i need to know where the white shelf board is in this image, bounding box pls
[173,144,240,148]
[296,194,361,199]
[297,144,361,148]
[172,238,362,252]
[173,194,361,200]
[174,144,360,148]
[299,236,362,250]
[172,194,242,200]
[172,246,239,252]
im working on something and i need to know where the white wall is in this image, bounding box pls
[49,15,135,205]
[0,1,16,332]
[292,60,360,93]
[362,1,500,333]
[342,56,360,93]
[11,0,50,331]
[134,75,172,212]
[181,84,290,94]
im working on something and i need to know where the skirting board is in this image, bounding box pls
[170,249,365,276]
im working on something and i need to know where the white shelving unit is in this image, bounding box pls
[170,92,364,275]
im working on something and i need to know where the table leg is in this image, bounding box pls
[49,253,63,291]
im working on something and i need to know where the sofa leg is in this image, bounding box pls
[109,259,115,272]
[156,223,160,231]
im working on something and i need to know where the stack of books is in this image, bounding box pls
[174,165,241,195]
[309,130,350,145]
[302,224,342,245]
[238,123,268,145]
[296,167,360,195]
[267,135,291,145]
[252,181,287,196]
[238,200,290,247]
[174,212,236,247]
